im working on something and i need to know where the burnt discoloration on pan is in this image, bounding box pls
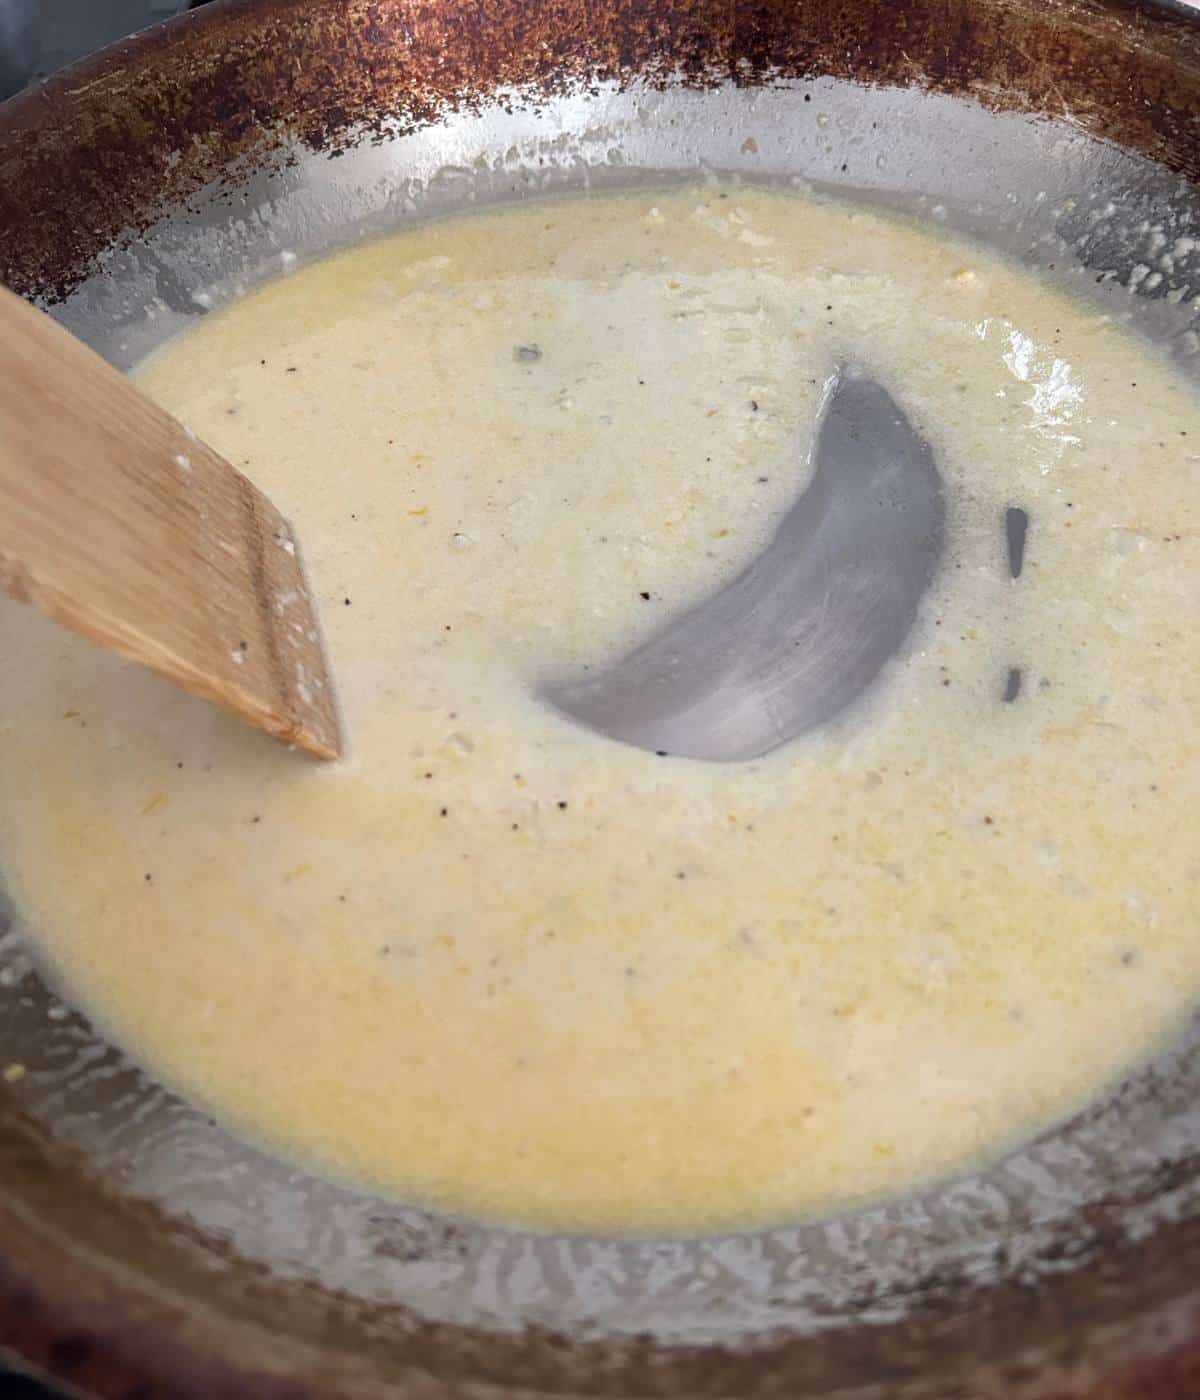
[2,1117,1200,1400]
[4,1,1200,1397]
[3,0,1200,302]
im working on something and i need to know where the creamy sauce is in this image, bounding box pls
[1,186,1199,1233]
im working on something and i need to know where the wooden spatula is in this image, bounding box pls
[0,285,341,761]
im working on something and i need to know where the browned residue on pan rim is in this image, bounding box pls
[3,0,1200,1396]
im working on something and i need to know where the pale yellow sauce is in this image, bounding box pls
[2,186,1199,1233]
